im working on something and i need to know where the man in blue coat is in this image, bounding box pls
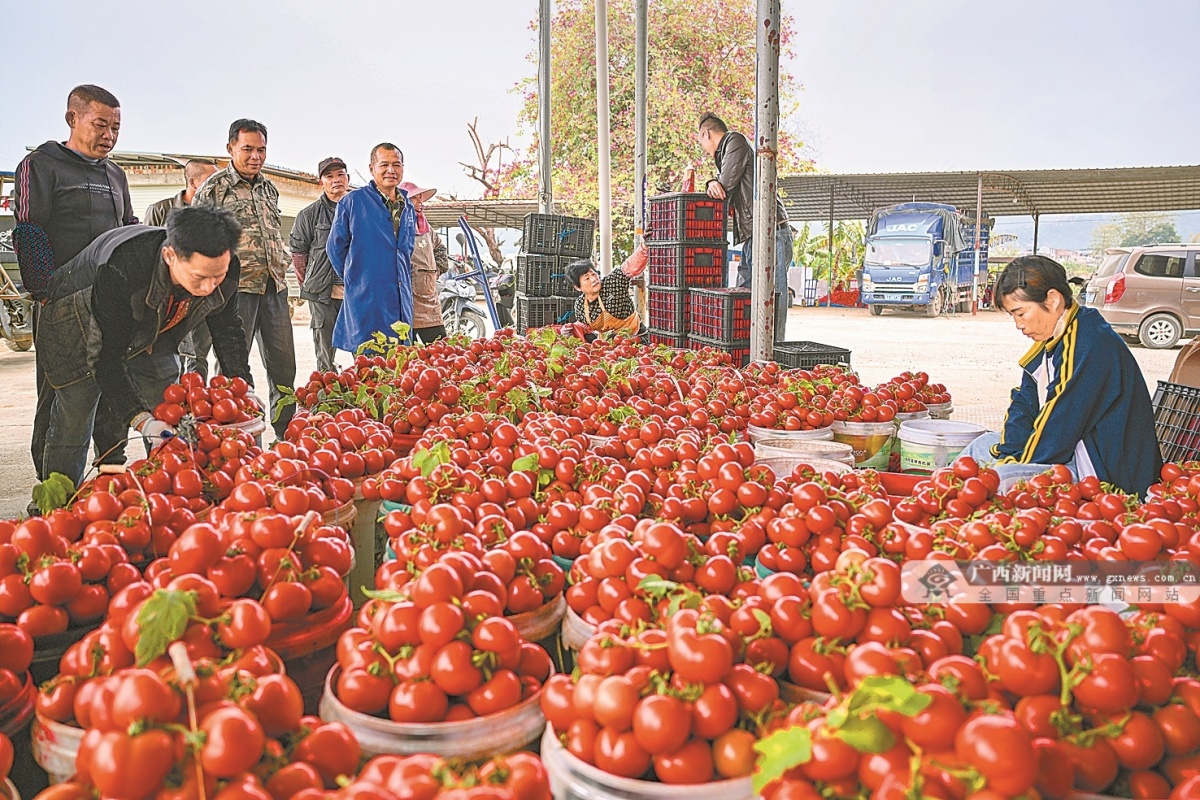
[325,143,415,354]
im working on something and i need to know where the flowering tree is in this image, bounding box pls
[501,0,813,253]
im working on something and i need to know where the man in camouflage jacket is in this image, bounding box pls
[191,119,295,438]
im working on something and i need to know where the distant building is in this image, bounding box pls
[0,151,321,242]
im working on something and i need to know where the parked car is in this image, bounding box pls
[1082,244,1200,349]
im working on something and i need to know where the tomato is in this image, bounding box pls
[1072,653,1138,713]
[0,624,33,673]
[712,728,757,779]
[466,668,523,717]
[594,727,651,779]
[955,715,1037,796]
[86,729,178,800]
[1155,704,1200,756]
[431,641,483,695]
[1106,710,1166,771]
[901,684,966,751]
[653,738,715,785]
[262,581,312,621]
[215,598,273,650]
[200,706,265,778]
[241,673,303,737]
[387,678,449,723]
[111,669,183,729]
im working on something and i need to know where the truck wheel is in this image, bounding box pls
[869,305,883,317]
[925,289,945,318]
[1139,313,1182,349]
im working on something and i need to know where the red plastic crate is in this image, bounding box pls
[688,288,751,341]
[648,328,687,349]
[686,334,750,367]
[648,243,727,289]
[647,193,726,242]
[648,288,688,334]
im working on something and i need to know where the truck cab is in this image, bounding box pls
[860,202,988,317]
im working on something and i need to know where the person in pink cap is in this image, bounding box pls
[399,181,448,343]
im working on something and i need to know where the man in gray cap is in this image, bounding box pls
[290,157,350,372]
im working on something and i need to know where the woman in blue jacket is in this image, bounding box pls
[959,255,1162,496]
[325,143,415,354]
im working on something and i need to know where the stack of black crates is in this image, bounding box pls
[516,213,596,335]
[646,193,753,365]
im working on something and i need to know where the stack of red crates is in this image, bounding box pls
[646,193,732,356]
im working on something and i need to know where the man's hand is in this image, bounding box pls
[621,244,649,278]
[706,180,727,200]
[133,413,175,440]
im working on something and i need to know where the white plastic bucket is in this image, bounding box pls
[755,438,855,468]
[927,402,954,420]
[757,456,852,482]
[830,420,898,469]
[541,726,754,800]
[319,665,547,759]
[898,420,986,474]
[31,714,84,784]
[561,606,595,652]
[747,424,834,443]
[2,778,18,800]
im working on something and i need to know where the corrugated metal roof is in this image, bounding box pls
[780,165,1200,221]
[422,198,538,229]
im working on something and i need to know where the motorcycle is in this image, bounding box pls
[440,258,490,340]
[0,232,34,352]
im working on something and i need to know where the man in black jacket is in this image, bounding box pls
[13,84,138,482]
[35,206,255,486]
[290,157,349,372]
[698,112,793,340]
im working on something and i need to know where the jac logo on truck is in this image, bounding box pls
[883,223,924,232]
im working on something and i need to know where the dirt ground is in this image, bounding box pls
[0,305,1181,520]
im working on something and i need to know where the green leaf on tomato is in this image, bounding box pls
[134,589,198,667]
[847,675,932,718]
[32,472,75,515]
[512,453,540,473]
[832,715,895,753]
[753,725,812,795]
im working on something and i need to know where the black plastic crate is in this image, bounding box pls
[515,254,569,297]
[648,288,688,335]
[517,294,575,334]
[1153,380,1200,463]
[648,242,726,289]
[648,329,688,349]
[772,340,853,370]
[686,334,750,367]
[688,288,751,341]
[522,214,596,259]
[647,193,726,242]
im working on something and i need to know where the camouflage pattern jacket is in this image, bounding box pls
[192,166,288,294]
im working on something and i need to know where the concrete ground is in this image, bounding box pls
[0,304,1180,520]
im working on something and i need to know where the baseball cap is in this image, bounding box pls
[318,157,347,177]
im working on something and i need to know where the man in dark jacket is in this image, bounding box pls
[36,206,254,487]
[290,157,349,372]
[698,112,793,340]
[12,84,138,483]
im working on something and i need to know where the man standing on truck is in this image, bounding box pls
[13,84,139,491]
[290,157,350,372]
[698,112,793,340]
[192,119,296,439]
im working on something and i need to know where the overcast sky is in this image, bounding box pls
[2,0,1198,206]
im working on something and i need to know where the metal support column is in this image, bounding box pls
[538,0,553,213]
[634,0,648,322]
[972,174,982,315]
[595,0,613,275]
[1033,213,1040,254]
[826,186,834,308]
[750,0,781,362]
